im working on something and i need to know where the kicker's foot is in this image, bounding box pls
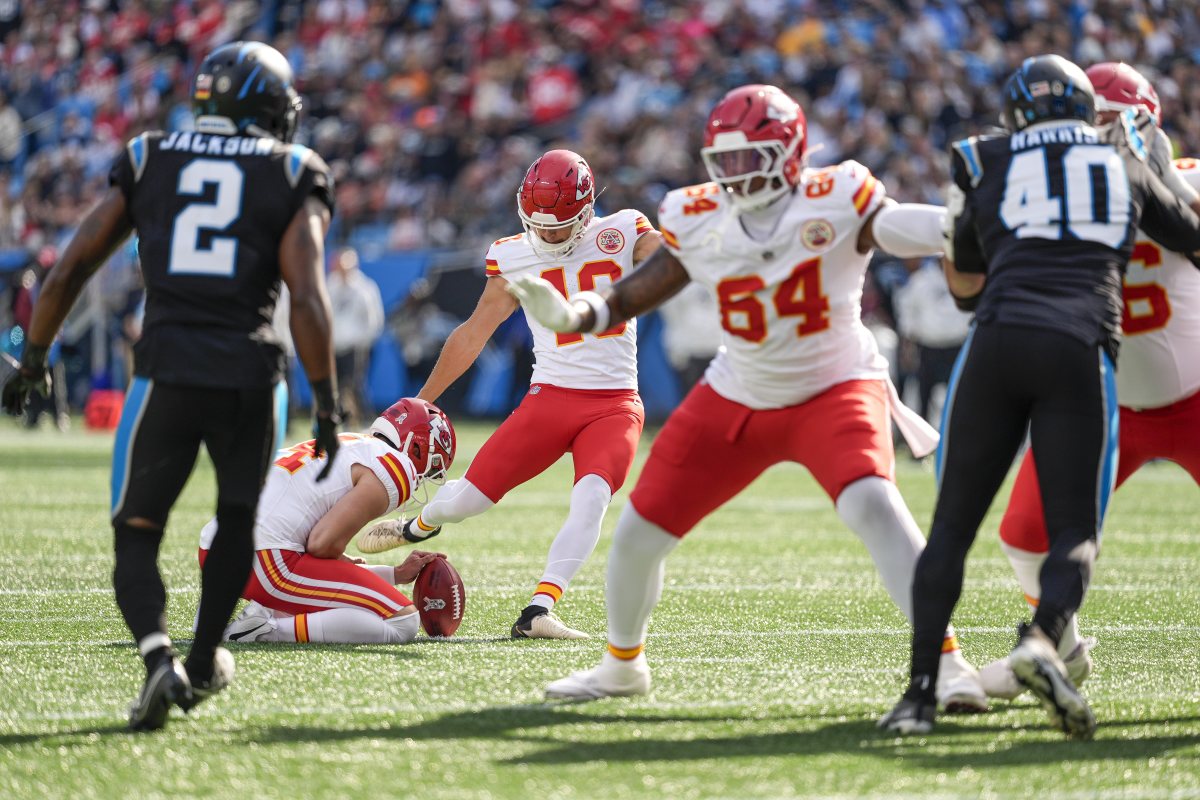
[545,653,650,700]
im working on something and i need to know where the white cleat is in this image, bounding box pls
[979,655,1025,700]
[937,650,989,713]
[979,636,1096,701]
[357,518,439,554]
[222,601,277,643]
[512,612,590,640]
[1010,625,1096,739]
[545,653,651,700]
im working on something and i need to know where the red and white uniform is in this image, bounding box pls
[633,162,898,536]
[1002,159,1200,551]
[199,433,419,617]
[469,210,652,500]
[486,208,648,390]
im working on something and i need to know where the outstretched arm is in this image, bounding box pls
[418,276,518,403]
[508,244,691,334]
[859,200,946,257]
[29,188,134,348]
[280,196,341,477]
[2,188,133,415]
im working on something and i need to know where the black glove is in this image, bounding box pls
[310,378,341,481]
[1,345,51,416]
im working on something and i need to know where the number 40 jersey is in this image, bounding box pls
[110,130,334,389]
[946,118,1200,362]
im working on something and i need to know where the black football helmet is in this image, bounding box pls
[1001,55,1097,132]
[191,41,301,142]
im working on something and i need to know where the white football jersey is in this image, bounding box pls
[485,208,653,390]
[658,161,889,409]
[198,433,418,552]
[1117,158,1200,410]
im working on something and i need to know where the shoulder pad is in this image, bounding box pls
[127,132,153,183]
[1174,157,1200,193]
[282,143,329,188]
[484,233,528,277]
[658,183,727,251]
[950,137,986,187]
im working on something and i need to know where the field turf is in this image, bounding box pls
[1,420,1198,799]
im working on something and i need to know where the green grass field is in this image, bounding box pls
[1,420,1198,799]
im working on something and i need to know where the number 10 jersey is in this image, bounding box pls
[484,208,651,390]
[109,130,334,388]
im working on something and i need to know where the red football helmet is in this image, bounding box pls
[701,84,807,211]
[370,398,456,483]
[1087,62,1160,124]
[516,149,595,257]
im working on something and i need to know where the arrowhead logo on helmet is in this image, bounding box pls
[517,149,597,257]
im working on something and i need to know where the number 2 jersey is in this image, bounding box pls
[657,161,889,409]
[199,433,418,552]
[1118,159,1200,409]
[484,208,652,390]
[947,118,1200,361]
[109,130,334,388]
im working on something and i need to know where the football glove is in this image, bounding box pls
[1,345,51,416]
[309,378,341,481]
[505,275,583,333]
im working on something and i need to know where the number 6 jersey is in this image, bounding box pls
[1118,159,1200,409]
[657,160,889,409]
[109,130,334,388]
[484,208,652,390]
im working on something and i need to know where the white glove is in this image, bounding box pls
[1152,127,1200,204]
[505,275,582,333]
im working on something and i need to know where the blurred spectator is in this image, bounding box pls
[328,246,383,426]
[894,257,973,425]
[0,90,22,172]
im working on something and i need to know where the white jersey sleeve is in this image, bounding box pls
[198,434,419,552]
[658,162,890,409]
[482,209,652,391]
[1117,157,1200,409]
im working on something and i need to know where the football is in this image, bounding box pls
[413,555,465,637]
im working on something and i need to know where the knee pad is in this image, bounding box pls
[385,611,420,644]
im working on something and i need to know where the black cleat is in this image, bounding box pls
[878,696,937,735]
[1010,623,1096,739]
[128,656,192,732]
[177,647,236,713]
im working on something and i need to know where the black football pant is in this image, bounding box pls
[907,324,1118,695]
[110,379,275,678]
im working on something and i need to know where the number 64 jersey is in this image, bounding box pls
[657,160,889,409]
[109,130,334,389]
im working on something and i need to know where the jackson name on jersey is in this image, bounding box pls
[199,434,418,553]
[658,160,888,409]
[1118,158,1200,410]
[485,208,653,391]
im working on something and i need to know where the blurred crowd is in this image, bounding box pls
[2,0,1200,422]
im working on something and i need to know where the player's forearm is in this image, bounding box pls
[571,246,690,332]
[29,191,132,348]
[418,323,488,402]
[290,291,336,385]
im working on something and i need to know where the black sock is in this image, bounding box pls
[143,645,173,674]
[908,522,972,685]
[113,522,169,652]
[904,674,937,704]
[1034,531,1096,649]
[187,503,255,681]
[517,604,548,625]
